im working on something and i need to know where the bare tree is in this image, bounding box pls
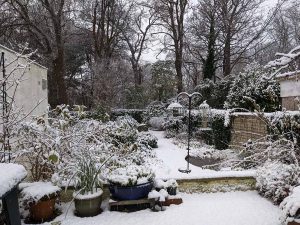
[121,1,158,86]
[154,0,188,93]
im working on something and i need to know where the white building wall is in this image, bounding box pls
[0,45,48,119]
[280,79,300,98]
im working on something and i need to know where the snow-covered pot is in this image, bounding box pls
[74,190,103,217]
[29,196,57,222]
[109,182,153,200]
[20,182,61,223]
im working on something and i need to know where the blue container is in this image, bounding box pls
[109,182,153,200]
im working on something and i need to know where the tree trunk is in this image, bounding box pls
[175,56,183,93]
[49,48,68,106]
[223,32,231,77]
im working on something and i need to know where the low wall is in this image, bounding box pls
[177,176,256,193]
[230,113,268,148]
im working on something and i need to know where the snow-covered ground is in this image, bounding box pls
[150,131,256,179]
[32,191,280,225]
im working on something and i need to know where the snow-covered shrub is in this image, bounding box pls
[107,165,155,186]
[162,117,185,138]
[86,105,110,122]
[194,78,232,109]
[111,109,145,123]
[256,161,300,204]
[148,117,167,130]
[210,110,231,150]
[280,186,300,225]
[137,132,158,148]
[225,63,280,112]
[238,136,299,169]
[105,116,139,143]
[13,121,63,181]
[143,101,167,123]
[268,112,300,148]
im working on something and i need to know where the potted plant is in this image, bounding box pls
[107,165,155,200]
[165,179,178,196]
[19,182,61,223]
[62,149,109,217]
[154,179,178,196]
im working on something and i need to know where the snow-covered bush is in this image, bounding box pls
[210,111,231,150]
[105,116,139,143]
[225,63,280,112]
[162,117,185,138]
[148,117,167,130]
[107,165,155,186]
[238,136,299,169]
[13,121,63,181]
[280,186,300,225]
[256,161,300,204]
[137,132,158,148]
[268,112,300,148]
[111,109,145,123]
[143,101,167,123]
[194,78,232,109]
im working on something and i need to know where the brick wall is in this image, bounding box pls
[230,114,268,148]
[282,96,300,111]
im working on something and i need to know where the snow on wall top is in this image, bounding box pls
[0,163,27,197]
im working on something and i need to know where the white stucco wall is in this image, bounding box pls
[0,45,48,119]
[280,78,300,98]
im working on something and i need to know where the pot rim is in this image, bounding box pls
[109,181,153,189]
[74,189,103,200]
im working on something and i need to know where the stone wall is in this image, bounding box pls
[177,177,256,193]
[230,114,268,148]
[282,96,300,111]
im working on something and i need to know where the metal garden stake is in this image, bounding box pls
[177,92,202,174]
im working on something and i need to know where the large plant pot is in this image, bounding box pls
[109,182,153,200]
[29,197,56,222]
[74,192,103,217]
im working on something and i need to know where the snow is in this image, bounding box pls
[0,163,27,197]
[280,186,300,224]
[19,182,61,202]
[29,191,281,225]
[150,131,256,180]
[73,189,103,200]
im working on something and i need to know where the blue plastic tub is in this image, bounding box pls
[109,182,153,200]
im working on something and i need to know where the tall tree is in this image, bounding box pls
[154,0,188,93]
[217,0,264,76]
[3,0,71,106]
[121,2,157,86]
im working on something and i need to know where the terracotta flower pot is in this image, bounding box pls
[29,197,56,222]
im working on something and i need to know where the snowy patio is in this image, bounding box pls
[35,191,280,225]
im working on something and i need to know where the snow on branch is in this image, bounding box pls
[266,45,300,79]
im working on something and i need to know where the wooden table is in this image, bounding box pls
[0,163,27,225]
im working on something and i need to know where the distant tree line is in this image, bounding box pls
[0,0,297,109]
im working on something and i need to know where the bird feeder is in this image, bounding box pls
[199,101,211,128]
[167,102,184,117]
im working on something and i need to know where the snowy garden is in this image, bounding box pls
[2,0,300,225]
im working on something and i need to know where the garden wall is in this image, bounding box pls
[282,96,300,111]
[230,113,268,148]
